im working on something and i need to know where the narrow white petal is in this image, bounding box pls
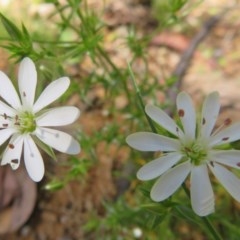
[150,161,191,201]
[18,57,37,108]
[209,163,240,201]
[145,104,184,137]
[1,135,24,170]
[36,106,80,127]
[176,92,196,141]
[0,100,16,116]
[126,132,181,152]
[209,122,240,146]
[137,152,182,180]
[35,127,80,154]
[0,128,17,145]
[190,165,215,216]
[33,77,70,113]
[200,92,220,139]
[209,150,240,169]
[24,135,44,182]
[0,71,21,109]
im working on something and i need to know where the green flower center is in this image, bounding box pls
[17,111,36,133]
[183,142,207,165]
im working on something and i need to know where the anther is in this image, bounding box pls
[3,113,7,119]
[178,109,185,117]
[224,118,232,126]
[210,161,214,167]
[23,91,26,97]
[222,137,229,141]
[2,123,8,127]
[202,118,206,125]
[11,159,18,164]
[237,163,240,167]
[9,143,15,149]
[184,147,191,152]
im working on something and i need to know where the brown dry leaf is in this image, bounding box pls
[0,166,37,234]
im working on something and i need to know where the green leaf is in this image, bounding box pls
[149,215,166,229]
[31,135,56,160]
[44,180,64,191]
[21,23,31,41]
[0,13,23,41]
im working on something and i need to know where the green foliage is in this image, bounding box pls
[0,13,37,60]
[0,1,239,240]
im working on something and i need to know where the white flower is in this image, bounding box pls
[0,57,81,182]
[126,92,240,216]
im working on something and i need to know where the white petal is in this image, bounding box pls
[176,92,196,141]
[0,128,17,145]
[137,152,182,180]
[1,135,24,170]
[145,104,184,137]
[126,132,181,152]
[18,57,37,108]
[24,135,44,182]
[209,163,240,201]
[190,165,215,216]
[33,77,70,113]
[209,122,240,147]
[0,100,16,116]
[150,161,191,201]
[0,71,21,109]
[209,150,240,169]
[36,106,80,127]
[200,92,220,139]
[35,127,80,154]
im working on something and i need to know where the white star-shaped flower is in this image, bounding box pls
[126,92,240,216]
[0,57,81,182]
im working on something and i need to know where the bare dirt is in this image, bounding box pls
[1,0,240,239]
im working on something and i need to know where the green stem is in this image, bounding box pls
[202,217,222,240]
[127,62,157,133]
[97,46,132,102]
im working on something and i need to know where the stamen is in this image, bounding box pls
[210,161,214,167]
[184,147,191,152]
[212,118,232,136]
[222,137,229,141]
[237,163,240,167]
[224,118,232,126]
[202,118,206,125]
[2,123,8,127]
[23,91,26,97]
[178,109,185,117]
[3,113,7,119]
[9,143,15,149]
[11,159,18,164]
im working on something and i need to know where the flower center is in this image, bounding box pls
[183,142,207,165]
[16,111,36,134]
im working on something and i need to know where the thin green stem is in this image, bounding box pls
[127,62,157,133]
[202,217,223,240]
[97,46,132,103]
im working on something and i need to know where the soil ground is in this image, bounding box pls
[1,0,240,239]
